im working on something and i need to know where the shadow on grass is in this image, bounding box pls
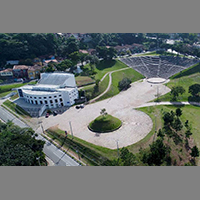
[188,95,200,103]
[96,60,116,71]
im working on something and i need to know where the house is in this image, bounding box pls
[13,65,29,79]
[79,49,89,54]
[6,60,19,65]
[28,65,42,80]
[87,49,97,55]
[0,68,13,80]
[43,59,59,66]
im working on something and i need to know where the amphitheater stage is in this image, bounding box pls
[147,77,167,84]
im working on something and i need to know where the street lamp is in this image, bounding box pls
[153,114,157,141]
[36,156,41,166]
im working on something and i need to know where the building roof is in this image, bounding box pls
[13,65,29,70]
[38,72,76,87]
[0,68,13,73]
[28,65,42,71]
[44,59,58,64]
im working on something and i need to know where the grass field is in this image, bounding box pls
[98,68,144,101]
[136,105,200,150]
[94,60,128,80]
[158,71,200,102]
[75,76,95,87]
[3,100,30,118]
[89,114,122,133]
[45,126,118,165]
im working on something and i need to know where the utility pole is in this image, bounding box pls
[69,121,74,139]
[116,140,119,158]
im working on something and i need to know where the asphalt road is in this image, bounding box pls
[0,103,80,166]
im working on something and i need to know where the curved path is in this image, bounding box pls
[89,67,129,103]
[136,101,200,108]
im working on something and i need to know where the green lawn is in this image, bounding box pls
[0,83,26,94]
[94,60,128,80]
[84,74,109,100]
[158,73,200,102]
[89,114,122,133]
[46,127,118,164]
[0,91,11,98]
[3,100,30,118]
[75,76,95,87]
[98,68,144,101]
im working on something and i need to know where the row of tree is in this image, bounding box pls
[0,121,45,166]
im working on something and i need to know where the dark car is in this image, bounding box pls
[53,111,58,116]
[45,113,50,118]
[76,105,80,109]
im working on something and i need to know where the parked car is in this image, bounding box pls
[76,105,80,109]
[45,113,50,118]
[53,111,58,116]
[80,104,84,108]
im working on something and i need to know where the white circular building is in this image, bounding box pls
[17,72,79,116]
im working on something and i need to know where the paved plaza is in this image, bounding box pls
[40,79,171,149]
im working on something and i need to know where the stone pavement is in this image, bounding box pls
[39,79,171,149]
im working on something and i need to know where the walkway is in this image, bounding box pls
[89,67,129,103]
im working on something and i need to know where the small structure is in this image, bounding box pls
[0,68,13,80]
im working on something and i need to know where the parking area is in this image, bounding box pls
[40,79,171,149]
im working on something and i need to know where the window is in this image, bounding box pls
[34,97,37,99]
[35,101,38,105]
[59,94,62,97]
[54,96,57,98]
[55,99,58,103]
[50,100,53,104]
[31,100,33,104]
[30,96,32,99]
[40,101,43,104]
[49,96,52,98]
[61,103,64,106]
[39,97,41,99]
[44,97,47,99]
[45,100,48,104]
[60,98,63,102]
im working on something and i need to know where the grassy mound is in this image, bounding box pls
[88,114,122,133]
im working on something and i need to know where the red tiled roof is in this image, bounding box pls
[0,68,13,73]
[13,65,29,70]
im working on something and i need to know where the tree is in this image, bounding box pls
[118,77,131,91]
[170,86,185,100]
[0,121,45,166]
[188,84,200,97]
[146,138,170,166]
[175,108,182,117]
[190,146,199,158]
[100,108,107,117]
[185,129,192,138]
[172,117,183,132]
[163,111,175,126]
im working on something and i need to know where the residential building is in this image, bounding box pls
[13,65,29,79]
[28,65,42,80]
[0,68,13,80]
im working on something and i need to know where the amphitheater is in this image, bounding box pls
[120,55,199,83]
